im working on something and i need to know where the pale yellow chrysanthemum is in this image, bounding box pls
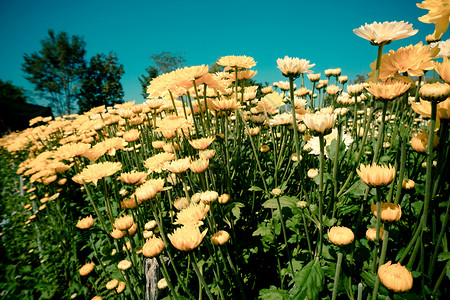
[371,202,402,222]
[73,162,122,186]
[277,56,315,78]
[303,112,336,135]
[434,57,450,83]
[353,21,418,45]
[328,226,354,246]
[417,0,450,40]
[357,163,395,187]
[144,152,176,173]
[168,225,208,251]
[174,203,210,226]
[378,261,413,292]
[188,137,215,150]
[410,97,450,119]
[366,80,411,101]
[370,42,439,81]
[217,55,256,69]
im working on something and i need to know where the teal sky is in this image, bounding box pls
[0,0,444,107]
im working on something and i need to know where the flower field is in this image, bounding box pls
[1,1,450,299]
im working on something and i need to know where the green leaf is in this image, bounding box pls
[341,179,367,197]
[249,186,264,192]
[437,252,450,261]
[290,259,324,300]
[259,286,289,300]
[231,202,245,220]
[262,196,298,210]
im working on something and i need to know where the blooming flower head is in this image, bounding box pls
[353,21,418,46]
[118,171,147,185]
[79,262,95,276]
[371,202,402,222]
[143,237,165,257]
[370,42,439,81]
[417,0,450,41]
[189,137,215,150]
[434,57,450,83]
[277,56,315,78]
[211,230,230,245]
[106,279,119,290]
[366,80,411,101]
[217,55,256,69]
[76,215,94,229]
[73,162,122,186]
[168,225,208,251]
[118,260,132,271]
[410,130,439,153]
[174,203,210,226]
[307,73,321,82]
[411,97,450,119]
[328,226,354,246]
[378,261,413,292]
[114,215,134,231]
[303,112,336,135]
[357,163,395,187]
[366,227,385,241]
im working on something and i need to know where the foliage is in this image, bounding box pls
[78,53,125,113]
[0,79,27,104]
[22,30,87,116]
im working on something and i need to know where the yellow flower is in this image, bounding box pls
[303,112,336,135]
[118,171,147,185]
[419,82,450,102]
[199,149,216,160]
[326,85,340,96]
[410,130,439,153]
[353,21,418,45]
[217,55,256,69]
[116,281,126,294]
[276,56,315,78]
[307,73,321,82]
[402,179,415,190]
[73,162,122,186]
[218,194,230,204]
[168,225,208,251]
[134,181,158,202]
[328,226,354,246]
[212,99,241,111]
[106,279,119,290]
[307,168,319,179]
[347,83,365,96]
[366,80,411,101]
[370,42,439,81]
[123,129,140,142]
[188,137,215,150]
[366,227,385,241]
[144,152,176,173]
[434,57,450,83]
[378,261,413,292]
[79,262,95,276]
[211,230,230,245]
[114,215,134,231]
[76,215,94,229]
[174,203,210,226]
[110,228,125,239]
[200,191,219,204]
[165,157,191,174]
[174,197,190,210]
[357,163,395,187]
[53,142,91,161]
[117,260,132,271]
[158,278,168,289]
[417,0,450,40]
[143,237,165,257]
[411,97,450,119]
[261,86,273,93]
[371,202,402,222]
[189,158,209,173]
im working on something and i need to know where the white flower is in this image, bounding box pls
[277,56,315,78]
[431,39,450,58]
[353,21,418,45]
[306,129,354,157]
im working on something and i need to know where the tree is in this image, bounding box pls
[0,79,27,104]
[139,51,186,99]
[352,74,367,84]
[22,30,86,116]
[138,66,158,99]
[78,53,125,113]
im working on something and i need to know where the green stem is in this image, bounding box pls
[372,101,387,164]
[155,255,178,300]
[316,133,325,258]
[371,223,390,300]
[189,251,214,300]
[275,195,294,275]
[332,252,344,300]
